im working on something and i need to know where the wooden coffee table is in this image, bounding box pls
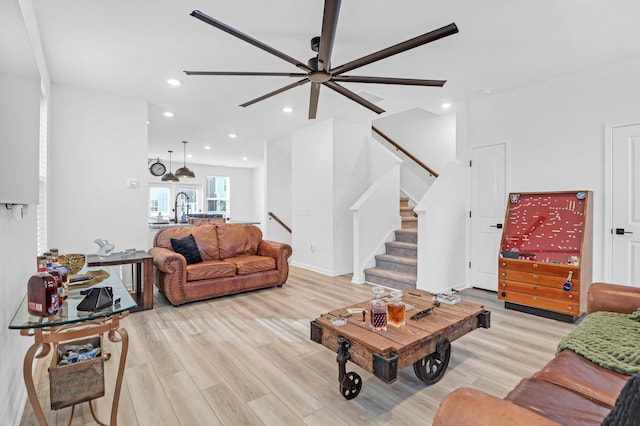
[310,289,490,399]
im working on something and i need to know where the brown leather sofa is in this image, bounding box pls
[433,282,640,426]
[149,224,292,306]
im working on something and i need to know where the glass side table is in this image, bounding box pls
[9,268,137,426]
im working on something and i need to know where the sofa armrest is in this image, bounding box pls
[149,247,186,274]
[148,246,187,305]
[587,282,640,314]
[433,388,561,426]
[258,240,292,284]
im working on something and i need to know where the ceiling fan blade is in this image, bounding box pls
[323,81,385,114]
[332,75,446,86]
[240,78,309,108]
[331,23,458,76]
[309,83,321,119]
[191,10,312,72]
[184,71,307,77]
[317,0,341,71]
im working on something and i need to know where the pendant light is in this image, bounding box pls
[175,140,195,178]
[161,150,179,182]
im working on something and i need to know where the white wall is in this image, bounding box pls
[290,118,369,275]
[0,207,37,425]
[415,161,468,292]
[332,119,370,274]
[265,135,292,244]
[253,163,265,232]
[291,120,334,272]
[48,84,148,254]
[463,56,640,283]
[373,108,456,201]
[0,35,41,423]
[0,72,40,204]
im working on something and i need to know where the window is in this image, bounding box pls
[205,176,230,218]
[177,186,198,214]
[149,186,170,219]
[37,93,48,254]
[149,184,202,221]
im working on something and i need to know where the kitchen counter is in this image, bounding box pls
[148,221,259,230]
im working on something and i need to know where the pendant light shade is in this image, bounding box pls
[161,150,179,182]
[175,140,195,178]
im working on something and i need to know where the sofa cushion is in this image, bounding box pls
[505,378,610,426]
[156,224,220,260]
[189,224,221,260]
[602,373,640,426]
[217,224,262,259]
[533,349,629,407]
[170,234,203,265]
[223,255,276,275]
[186,260,236,281]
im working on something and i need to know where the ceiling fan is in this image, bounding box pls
[185,0,458,119]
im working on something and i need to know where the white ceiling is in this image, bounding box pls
[3,0,640,168]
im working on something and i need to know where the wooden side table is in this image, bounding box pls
[87,251,154,311]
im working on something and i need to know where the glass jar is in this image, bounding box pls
[368,286,388,332]
[388,289,405,327]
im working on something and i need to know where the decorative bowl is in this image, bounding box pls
[58,253,86,274]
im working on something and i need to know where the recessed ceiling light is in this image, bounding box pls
[167,79,182,86]
[163,111,175,118]
[282,107,293,113]
[242,156,248,161]
[228,133,237,139]
[204,145,211,150]
[441,102,452,109]
[480,88,493,96]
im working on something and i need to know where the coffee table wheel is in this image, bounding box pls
[413,338,451,385]
[340,372,362,400]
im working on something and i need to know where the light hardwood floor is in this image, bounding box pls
[20,266,576,425]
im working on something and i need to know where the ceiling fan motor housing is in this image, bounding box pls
[310,36,321,52]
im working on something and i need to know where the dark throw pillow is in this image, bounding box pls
[602,373,640,426]
[170,234,203,265]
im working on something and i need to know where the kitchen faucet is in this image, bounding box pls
[174,192,190,223]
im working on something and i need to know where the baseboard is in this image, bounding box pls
[505,302,581,323]
[290,261,351,277]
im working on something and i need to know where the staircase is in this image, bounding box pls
[364,197,417,290]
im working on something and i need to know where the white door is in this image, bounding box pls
[611,125,640,286]
[470,144,507,291]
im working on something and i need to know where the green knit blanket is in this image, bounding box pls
[556,309,640,375]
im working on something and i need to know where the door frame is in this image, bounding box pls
[466,140,511,290]
[603,121,640,281]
